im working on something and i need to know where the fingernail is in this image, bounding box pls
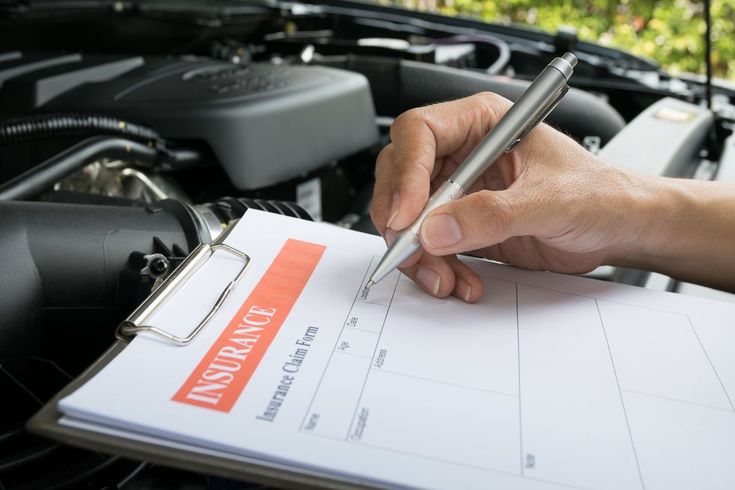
[384,228,397,247]
[416,267,440,296]
[456,279,472,302]
[387,193,400,229]
[421,214,462,249]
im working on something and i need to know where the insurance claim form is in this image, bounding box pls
[58,210,735,490]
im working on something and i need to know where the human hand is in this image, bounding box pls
[370,92,648,302]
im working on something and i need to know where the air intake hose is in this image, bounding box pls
[0,197,311,361]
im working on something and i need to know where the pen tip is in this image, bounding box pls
[365,280,375,290]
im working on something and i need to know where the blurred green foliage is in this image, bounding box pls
[380,0,735,79]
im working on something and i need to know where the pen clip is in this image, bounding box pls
[505,84,569,152]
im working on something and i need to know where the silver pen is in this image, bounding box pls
[367,52,577,288]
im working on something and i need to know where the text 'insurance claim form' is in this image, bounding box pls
[59,210,735,490]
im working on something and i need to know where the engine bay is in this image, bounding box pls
[1,1,734,488]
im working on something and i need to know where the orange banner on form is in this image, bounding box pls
[172,239,326,412]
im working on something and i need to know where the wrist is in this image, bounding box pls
[603,171,683,269]
[604,172,728,279]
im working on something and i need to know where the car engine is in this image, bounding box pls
[1,1,733,488]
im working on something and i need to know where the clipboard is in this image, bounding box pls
[26,222,379,490]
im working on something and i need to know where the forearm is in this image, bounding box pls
[611,174,735,292]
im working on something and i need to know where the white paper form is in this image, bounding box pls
[59,210,735,490]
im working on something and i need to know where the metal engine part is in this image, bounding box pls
[54,160,192,203]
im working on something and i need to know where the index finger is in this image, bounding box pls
[384,92,508,231]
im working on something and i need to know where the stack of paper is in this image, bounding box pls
[57,210,735,490]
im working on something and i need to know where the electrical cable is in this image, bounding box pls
[703,0,722,161]
[0,113,162,146]
[704,0,713,111]
[433,34,511,75]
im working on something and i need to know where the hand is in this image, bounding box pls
[370,92,649,302]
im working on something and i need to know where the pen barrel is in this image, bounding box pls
[408,179,466,235]
[448,62,571,188]
[370,180,467,285]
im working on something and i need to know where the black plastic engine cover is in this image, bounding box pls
[0,52,379,190]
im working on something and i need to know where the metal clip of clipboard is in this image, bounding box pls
[116,224,250,346]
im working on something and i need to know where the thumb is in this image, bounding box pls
[418,189,546,256]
